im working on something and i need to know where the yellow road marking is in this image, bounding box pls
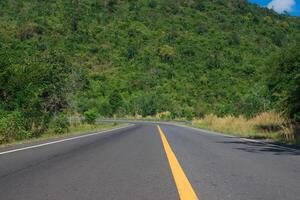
[157,125,199,200]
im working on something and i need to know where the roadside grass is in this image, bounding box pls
[98,112,299,145]
[191,112,299,144]
[0,122,126,148]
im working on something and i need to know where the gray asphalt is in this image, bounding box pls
[0,123,299,200]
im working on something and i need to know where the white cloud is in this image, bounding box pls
[267,0,296,13]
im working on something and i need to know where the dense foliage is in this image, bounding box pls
[268,44,300,123]
[0,0,300,143]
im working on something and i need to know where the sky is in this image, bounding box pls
[249,0,300,16]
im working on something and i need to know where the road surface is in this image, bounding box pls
[0,123,299,200]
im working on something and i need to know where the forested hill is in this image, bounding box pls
[1,0,300,139]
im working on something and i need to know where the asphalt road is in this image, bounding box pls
[0,123,299,200]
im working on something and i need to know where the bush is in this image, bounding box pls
[0,111,30,144]
[52,113,69,134]
[109,91,123,114]
[269,44,300,123]
[84,109,99,124]
[148,0,157,8]
[195,2,205,11]
[158,45,176,63]
[182,107,194,120]
[19,23,41,41]
[107,0,117,11]
[228,32,240,45]
[156,111,172,120]
[197,23,208,34]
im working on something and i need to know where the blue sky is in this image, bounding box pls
[249,0,300,16]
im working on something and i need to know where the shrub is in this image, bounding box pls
[52,113,69,134]
[195,2,205,11]
[182,107,194,121]
[84,109,99,124]
[156,111,172,120]
[269,44,300,123]
[197,23,208,34]
[19,23,42,41]
[228,32,240,45]
[158,45,176,63]
[148,0,157,8]
[0,111,30,144]
[107,0,117,11]
[109,91,123,114]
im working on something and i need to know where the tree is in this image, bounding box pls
[268,44,300,122]
[109,91,123,114]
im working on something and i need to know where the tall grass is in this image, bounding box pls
[192,112,298,143]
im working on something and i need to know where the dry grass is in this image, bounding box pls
[281,123,295,141]
[192,112,297,143]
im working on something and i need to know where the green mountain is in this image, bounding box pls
[0,0,300,137]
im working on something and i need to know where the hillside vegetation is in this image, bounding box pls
[0,0,300,143]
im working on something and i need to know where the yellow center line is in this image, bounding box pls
[157,125,199,200]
